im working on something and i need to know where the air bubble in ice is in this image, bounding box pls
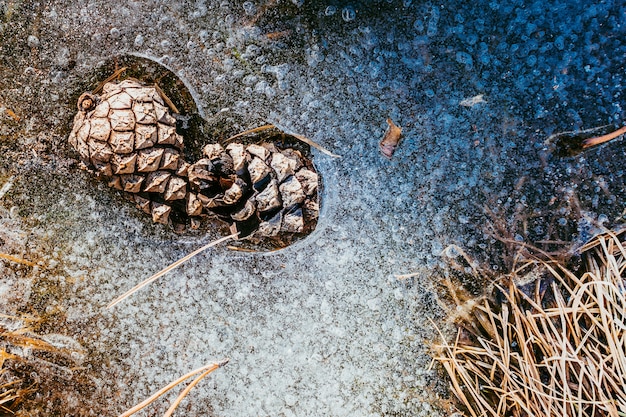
[265,86,276,98]
[427,6,440,36]
[426,20,438,36]
[555,36,565,50]
[243,1,256,16]
[465,34,478,46]
[244,44,259,57]
[413,19,424,32]
[455,51,473,69]
[27,35,39,48]
[324,5,337,16]
[306,46,325,67]
[134,34,144,47]
[431,241,443,256]
[254,80,268,94]
[243,75,257,86]
[342,6,356,22]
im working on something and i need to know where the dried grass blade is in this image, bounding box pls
[118,359,228,417]
[394,272,421,280]
[434,231,626,416]
[93,67,128,94]
[0,253,35,267]
[107,233,238,309]
[290,133,342,158]
[163,366,218,417]
[154,83,179,114]
[226,246,258,253]
[221,124,276,144]
[582,125,626,148]
[2,332,57,353]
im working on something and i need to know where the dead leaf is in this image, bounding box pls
[379,118,402,159]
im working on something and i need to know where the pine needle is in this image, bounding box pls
[163,367,216,417]
[107,233,238,309]
[226,245,258,252]
[582,125,626,148]
[289,132,342,158]
[153,83,180,114]
[92,67,128,94]
[221,124,276,144]
[118,359,229,417]
[0,253,35,267]
[221,124,342,158]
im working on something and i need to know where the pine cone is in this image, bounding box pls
[187,142,319,239]
[68,80,320,242]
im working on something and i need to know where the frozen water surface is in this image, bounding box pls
[1,0,625,415]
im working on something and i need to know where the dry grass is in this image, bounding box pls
[119,359,229,417]
[435,231,626,417]
[0,323,60,414]
[107,233,238,309]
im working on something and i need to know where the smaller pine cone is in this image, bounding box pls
[187,142,319,239]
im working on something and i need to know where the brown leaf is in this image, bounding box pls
[379,118,402,159]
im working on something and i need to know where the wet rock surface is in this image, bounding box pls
[1,0,625,415]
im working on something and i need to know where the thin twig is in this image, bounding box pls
[107,233,238,309]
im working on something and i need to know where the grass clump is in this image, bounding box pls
[435,231,626,417]
[0,321,56,414]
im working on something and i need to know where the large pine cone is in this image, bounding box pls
[68,79,320,242]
